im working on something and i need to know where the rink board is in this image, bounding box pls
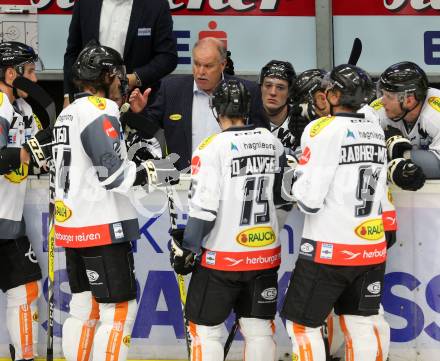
[0,178,438,360]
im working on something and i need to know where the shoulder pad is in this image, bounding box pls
[427,96,440,113]
[198,133,217,150]
[309,116,336,137]
[87,96,107,110]
[369,98,384,111]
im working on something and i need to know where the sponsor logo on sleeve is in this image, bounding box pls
[310,116,335,137]
[169,113,182,121]
[428,97,440,112]
[88,96,106,110]
[354,219,384,241]
[103,118,118,139]
[236,227,276,247]
[369,98,384,111]
[191,155,201,175]
[4,163,28,183]
[298,146,311,165]
[55,200,73,222]
[198,134,217,150]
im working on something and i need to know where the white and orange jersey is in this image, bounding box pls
[369,88,440,156]
[53,94,140,248]
[293,112,388,266]
[0,93,40,239]
[183,125,289,271]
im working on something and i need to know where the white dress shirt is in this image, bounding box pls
[191,81,221,152]
[99,0,133,56]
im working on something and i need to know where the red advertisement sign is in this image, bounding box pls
[0,0,315,16]
[333,0,440,16]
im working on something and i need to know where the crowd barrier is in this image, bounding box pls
[0,176,438,361]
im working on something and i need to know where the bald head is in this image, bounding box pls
[192,37,227,94]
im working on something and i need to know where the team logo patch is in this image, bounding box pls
[310,116,335,137]
[4,163,28,183]
[103,118,118,139]
[191,155,201,175]
[261,287,277,301]
[299,146,311,165]
[32,311,39,322]
[123,335,131,347]
[428,96,440,112]
[370,98,384,110]
[86,270,100,282]
[367,282,381,295]
[198,134,217,150]
[354,219,384,241]
[236,227,276,247]
[55,200,72,223]
[169,113,182,121]
[88,96,106,110]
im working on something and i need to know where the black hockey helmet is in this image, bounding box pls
[210,79,251,119]
[259,60,296,88]
[378,61,428,101]
[293,68,327,104]
[0,41,39,77]
[324,64,374,109]
[72,42,126,82]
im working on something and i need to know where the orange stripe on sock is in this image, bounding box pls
[105,302,128,361]
[373,325,383,361]
[188,322,201,361]
[327,316,334,349]
[292,323,313,361]
[339,316,354,361]
[77,298,100,361]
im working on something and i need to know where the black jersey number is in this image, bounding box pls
[355,165,381,217]
[240,176,270,226]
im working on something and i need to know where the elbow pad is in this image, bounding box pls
[0,147,21,174]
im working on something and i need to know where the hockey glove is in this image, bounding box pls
[170,228,197,275]
[385,230,397,249]
[23,128,52,168]
[384,126,412,160]
[288,104,309,150]
[135,155,180,188]
[388,158,426,191]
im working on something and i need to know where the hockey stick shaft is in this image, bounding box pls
[223,319,239,360]
[348,38,362,66]
[165,186,192,360]
[46,159,55,361]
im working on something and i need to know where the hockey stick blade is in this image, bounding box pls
[348,38,362,66]
[12,76,56,129]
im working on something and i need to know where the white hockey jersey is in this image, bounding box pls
[188,125,287,271]
[293,113,388,266]
[0,94,40,239]
[53,94,140,248]
[368,88,440,157]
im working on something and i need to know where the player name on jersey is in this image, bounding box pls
[340,144,386,165]
[231,155,276,177]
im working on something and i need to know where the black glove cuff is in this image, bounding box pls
[0,147,21,174]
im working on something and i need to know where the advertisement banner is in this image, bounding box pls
[0,179,438,360]
[333,0,440,75]
[0,0,316,73]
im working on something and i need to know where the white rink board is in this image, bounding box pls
[0,178,438,360]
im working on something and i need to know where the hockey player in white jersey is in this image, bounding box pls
[170,79,292,361]
[259,60,308,152]
[53,43,178,361]
[281,64,390,361]
[369,61,429,190]
[0,41,53,361]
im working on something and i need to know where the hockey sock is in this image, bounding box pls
[286,320,326,361]
[239,318,276,361]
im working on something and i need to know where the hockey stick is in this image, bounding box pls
[165,184,192,360]
[224,318,239,360]
[347,38,362,66]
[13,77,57,361]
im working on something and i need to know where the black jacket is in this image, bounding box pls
[63,0,177,96]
